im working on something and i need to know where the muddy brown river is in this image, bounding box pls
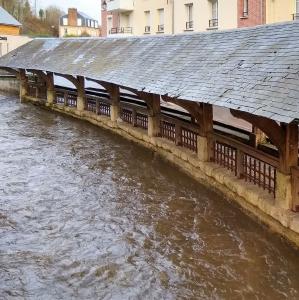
[1,94,299,299]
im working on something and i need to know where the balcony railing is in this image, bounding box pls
[109,27,133,34]
[243,11,248,18]
[144,26,151,33]
[186,21,194,30]
[157,24,164,32]
[106,0,134,12]
[209,18,218,28]
[293,13,299,20]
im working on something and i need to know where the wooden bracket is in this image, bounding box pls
[231,109,298,173]
[230,109,283,152]
[0,67,20,79]
[28,69,54,89]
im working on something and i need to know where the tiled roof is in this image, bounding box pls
[0,6,21,27]
[1,21,299,123]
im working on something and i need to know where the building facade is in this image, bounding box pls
[174,0,238,33]
[0,6,31,57]
[238,0,295,28]
[59,8,100,37]
[0,6,22,35]
[101,0,299,37]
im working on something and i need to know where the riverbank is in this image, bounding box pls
[18,94,299,250]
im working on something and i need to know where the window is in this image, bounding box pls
[63,17,68,26]
[77,18,82,26]
[144,11,151,32]
[209,0,218,28]
[64,28,68,35]
[158,8,164,32]
[297,0,299,13]
[212,0,218,20]
[185,3,193,30]
[107,16,112,33]
[243,0,248,17]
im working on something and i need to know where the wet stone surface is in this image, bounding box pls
[0,94,299,299]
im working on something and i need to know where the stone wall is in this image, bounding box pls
[0,76,19,94]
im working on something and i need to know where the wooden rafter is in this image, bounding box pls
[0,67,20,79]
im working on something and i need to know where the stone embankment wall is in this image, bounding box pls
[0,76,19,94]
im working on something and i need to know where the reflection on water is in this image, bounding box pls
[0,94,299,299]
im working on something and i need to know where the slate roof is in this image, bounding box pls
[0,21,299,123]
[60,11,97,22]
[0,6,21,27]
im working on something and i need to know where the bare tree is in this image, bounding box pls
[45,5,64,28]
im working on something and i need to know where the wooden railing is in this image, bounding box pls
[86,95,111,116]
[243,153,276,196]
[120,103,148,130]
[160,114,198,153]
[66,93,77,107]
[54,89,77,107]
[210,133,279,197]
[28,82,47,100]
[55,91,65,105]
[292,167,299,212]
[160,119,176,142]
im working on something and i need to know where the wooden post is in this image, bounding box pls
[175,122,182,146]
[291,167,299,212]
[46,72,55,105]
[250,126,266,148]
[96,99,100,115]
[19,69,28,103]
[146,94,160,137]
[132,108,137,127]
[77,76,85,111]
[64,92,68,106]
[236,149,244,178]
[197,103,213,162]
[109,84,120,122]
[276,122,299,209]
[279,122,298,174]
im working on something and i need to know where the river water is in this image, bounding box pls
[1,94,299,300]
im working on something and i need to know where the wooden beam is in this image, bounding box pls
[54,73,80,90]
[162,95,203,121]
[0,67,20,79]
[230,109,284,152]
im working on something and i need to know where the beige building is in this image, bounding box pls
[174,0,237,33]
[103,0,237,37]
[104,0,173,36]
[266,0,296,24]
[59,8,100,37]
[0,35,32,57]
[102,0,298,37]
[0,6,31,57]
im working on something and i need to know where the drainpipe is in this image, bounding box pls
[172,0,175,34]
[261,0,264,24]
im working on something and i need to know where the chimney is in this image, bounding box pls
[68,8,78,27]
